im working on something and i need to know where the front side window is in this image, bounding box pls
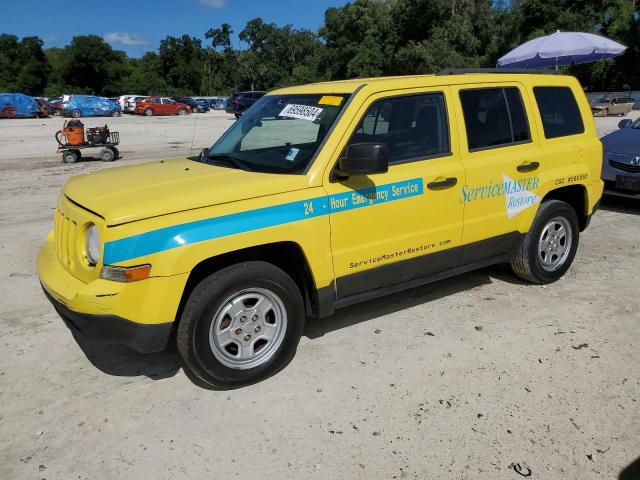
[203,94,348,174]
[460,87,531,151]
[347,93,450,164]
[533,87,584,139]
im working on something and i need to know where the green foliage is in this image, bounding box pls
[0,34,50,95]
[60,35,130,96]
[1,0,639,96]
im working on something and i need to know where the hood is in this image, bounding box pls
[591,104,607,110]
[63,158,310,225]
[602,127,640,155]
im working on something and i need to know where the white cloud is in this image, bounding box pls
[103,32,150,46]
[200,0,225,8]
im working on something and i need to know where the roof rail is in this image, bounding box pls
[437,68,559,76]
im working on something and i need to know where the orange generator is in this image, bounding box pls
[55,119,85,146]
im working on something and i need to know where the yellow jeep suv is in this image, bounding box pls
[38,70,603,387]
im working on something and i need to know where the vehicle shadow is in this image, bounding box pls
[599,195,640,215]
[305,268,494,339]
[70,264,511,387]
[71,331,181,381]
[619,455,640,480]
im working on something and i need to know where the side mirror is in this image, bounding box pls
[618,119,632,129]
[199,147,209,160]
[336,143,389,178]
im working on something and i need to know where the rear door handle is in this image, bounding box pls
[427,177,457,190]
[517,161,540,173]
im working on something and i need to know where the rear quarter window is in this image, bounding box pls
[533,87,584,139]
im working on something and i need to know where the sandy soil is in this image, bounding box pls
[0,110,639,479]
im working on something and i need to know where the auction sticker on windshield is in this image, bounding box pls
[279,104,323,121]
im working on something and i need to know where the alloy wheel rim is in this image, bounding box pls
[538,216,572,272]
[209,288,287,370]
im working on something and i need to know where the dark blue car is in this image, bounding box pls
[601,117,640,198]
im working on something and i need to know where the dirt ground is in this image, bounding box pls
[0,110,639,479]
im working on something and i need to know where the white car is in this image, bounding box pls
[124,96,147,113]
[117,95,143,112]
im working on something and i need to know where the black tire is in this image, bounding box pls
[61,150,79,163]
[177,261,305,388]
[510,200,580,284]
[111,109,121,117]
[109,146,119,160]
[144,108,153,116]
[99,147,116,162]
[71,109,81,118]
[177,107,188,116]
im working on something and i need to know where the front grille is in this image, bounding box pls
[609,159,640,173]
[54,209,78,272]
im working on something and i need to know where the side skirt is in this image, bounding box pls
[332,254,510,311]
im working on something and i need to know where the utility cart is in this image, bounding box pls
[55,120,120,163]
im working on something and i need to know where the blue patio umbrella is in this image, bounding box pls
[497,31,627,69]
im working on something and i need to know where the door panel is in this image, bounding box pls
[451,83,544,264]
[323,87,465,298]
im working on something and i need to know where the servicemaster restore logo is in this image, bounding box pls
[461,175,541,218]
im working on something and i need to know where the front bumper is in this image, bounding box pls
[38,231,189,353]
[42,285,173,352]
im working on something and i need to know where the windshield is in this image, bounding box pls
[201,93,349,174]
[591,97,609,105]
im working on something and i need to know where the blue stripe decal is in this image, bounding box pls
[103,178,423,264]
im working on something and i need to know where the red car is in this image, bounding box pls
[135,97,191,116]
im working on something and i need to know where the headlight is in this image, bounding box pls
[86,223,100,266]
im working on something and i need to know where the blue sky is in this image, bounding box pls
[3,0,350,57]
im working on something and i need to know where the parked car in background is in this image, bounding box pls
[60,95,121,118]
[601,117,640,198]
[44,95,70,116]
[0,93,47,118]
[124,96,147,113]
[172,97,209,113]
[117,95,142,111]
[210,97,228,110]
[134,97,191,116]
[590,96,634,116]
[225,91,266,118]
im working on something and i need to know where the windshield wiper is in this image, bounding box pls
[207,154,252,171]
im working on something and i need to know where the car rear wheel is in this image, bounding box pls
[71,109,81,118]
[144,108,153,116]
[510,200,579,284]
[177,261,305,388]
[111,109,120,117]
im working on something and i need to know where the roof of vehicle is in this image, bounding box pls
[271,71,579,96]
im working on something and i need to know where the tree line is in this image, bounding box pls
[1,0,639,97]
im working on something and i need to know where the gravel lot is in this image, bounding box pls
[0,110,639,479]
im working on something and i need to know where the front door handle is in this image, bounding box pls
[517,161,540,173]
[427,177,457,190]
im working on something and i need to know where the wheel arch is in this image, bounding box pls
[541,184,589,230]
[174,241,322,328]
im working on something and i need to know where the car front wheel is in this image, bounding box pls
[144,108,153,116]
[510,200,579,284]
[177,261,305,388]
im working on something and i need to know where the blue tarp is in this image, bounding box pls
[0,93,41,118]
[64,95,120,117]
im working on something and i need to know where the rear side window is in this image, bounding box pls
[533,87,584,138]
[349,93,450,164]
[460,87,531,151]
